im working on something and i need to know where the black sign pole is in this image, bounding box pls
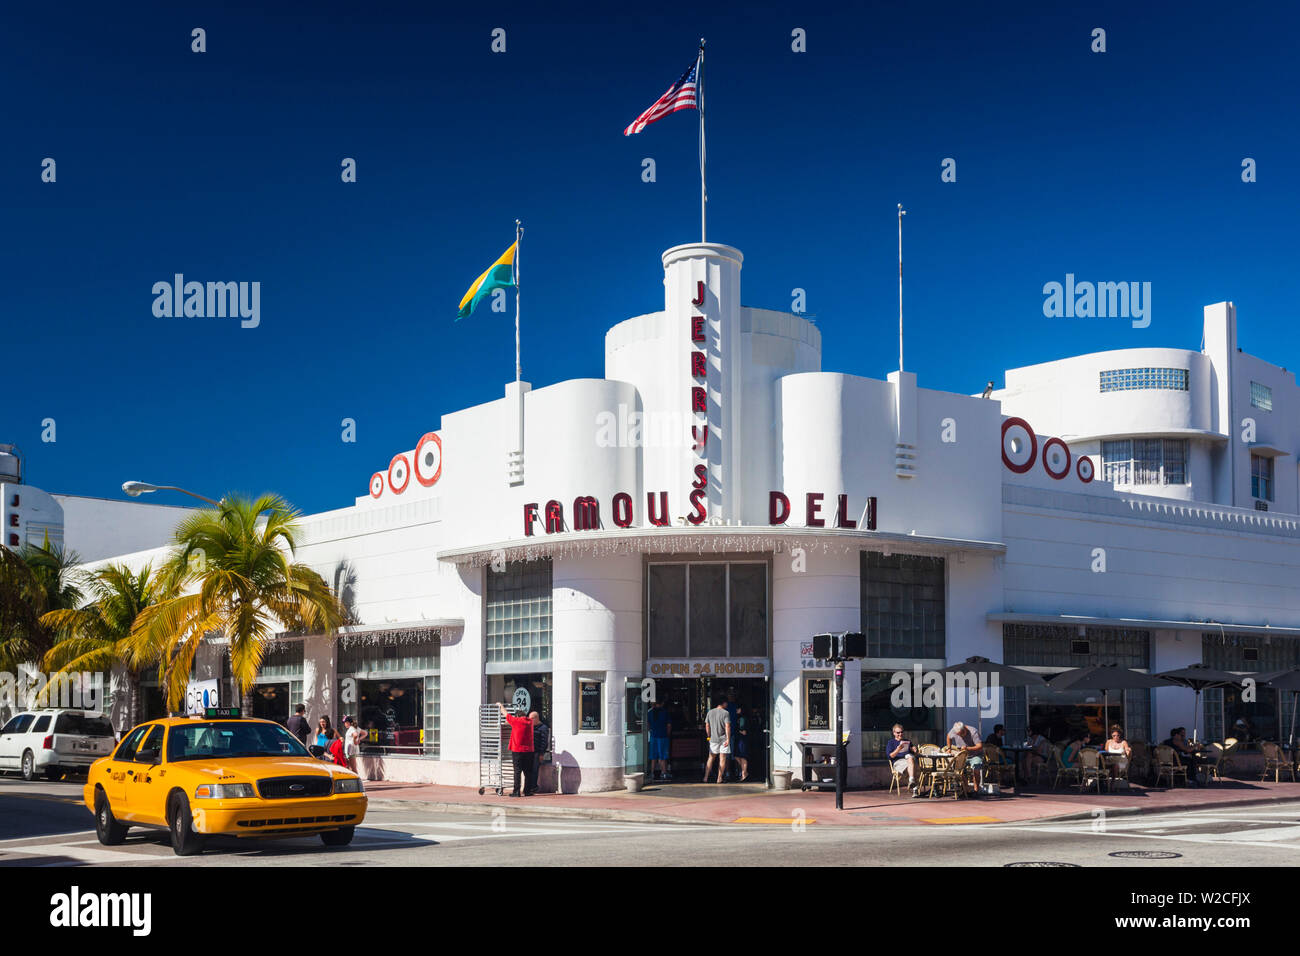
[834,659,845,811]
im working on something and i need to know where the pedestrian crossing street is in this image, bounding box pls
[0,817,708,866]
[1000,806,1300,851]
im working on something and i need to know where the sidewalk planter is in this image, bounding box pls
[773,769,793,791]
[624,772,645,793]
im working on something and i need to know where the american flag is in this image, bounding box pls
[623,55,700,136]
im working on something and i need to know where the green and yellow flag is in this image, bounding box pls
[457,241,517,320]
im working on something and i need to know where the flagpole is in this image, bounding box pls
[514,219,522,384]
[897,203,906,373]
[698,38,706,243]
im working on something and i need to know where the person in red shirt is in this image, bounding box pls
[324,731,348,767]
[497,701,535,797]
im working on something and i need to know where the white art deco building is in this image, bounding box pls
[92,243,1300,790]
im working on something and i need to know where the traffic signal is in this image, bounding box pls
[811,632,865,660]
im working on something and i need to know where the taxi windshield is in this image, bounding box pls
[167,721,311,762]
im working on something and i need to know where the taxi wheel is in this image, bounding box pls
[320,826,355,847]
[167,793,206,856]
[20,751,35,782]
[94,790,128,846]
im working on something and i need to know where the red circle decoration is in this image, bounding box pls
[1042,437,1071,480]
[1077,456,1095,483]
[413,432,442,487]
[387,454,411,494]
[1001,418,1038,474]
[369,472,385,499]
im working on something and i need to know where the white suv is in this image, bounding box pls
[0,710,117,781]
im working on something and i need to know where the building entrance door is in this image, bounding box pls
[646,677,768,783]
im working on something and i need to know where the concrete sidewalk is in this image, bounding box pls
[364,777,1300,826]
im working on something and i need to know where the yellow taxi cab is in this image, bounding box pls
[83,708,367,856]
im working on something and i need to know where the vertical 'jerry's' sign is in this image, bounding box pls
[687,280,709,525]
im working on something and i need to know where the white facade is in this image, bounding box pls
[81,244,1300,790]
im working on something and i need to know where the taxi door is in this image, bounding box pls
[105,724,150,810]
[126,724,168,825]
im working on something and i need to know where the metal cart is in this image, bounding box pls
[478,705,511,795]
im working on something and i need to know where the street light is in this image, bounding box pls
[121,481,221,507]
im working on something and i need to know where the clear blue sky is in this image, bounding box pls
[4,1,1297,516]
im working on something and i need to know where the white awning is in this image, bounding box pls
[437,525,1006,566]
[988,611,1300,637]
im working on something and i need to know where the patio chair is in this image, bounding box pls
[1260,741,1296,783]
[1221,737,1239,776]
[1128,740,1151,784]
[983,744,1015,788]
[928,749,969,800]
[1153,745,1188,788]
[916,747,942,795]
[1078,748,1108,792]
[1205,743,1227,784]
[1052,745,1081,790]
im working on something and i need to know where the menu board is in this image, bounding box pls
[579,679,603,732]
[805,677,831,730]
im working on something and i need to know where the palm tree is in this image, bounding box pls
[0,538,85,677]
[129,493,345,713]
[40,563,166,727]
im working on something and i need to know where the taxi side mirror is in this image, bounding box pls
[136,748,161,765]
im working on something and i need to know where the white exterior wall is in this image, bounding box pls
[60,241,1300,788]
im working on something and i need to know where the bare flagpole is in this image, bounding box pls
[514,219,522,384]
[698,39,706,243]
[897,203,906,373]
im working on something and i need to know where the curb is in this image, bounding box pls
[368,789,1300,828]
[1021,793,1300,824]
[366,797,714,826]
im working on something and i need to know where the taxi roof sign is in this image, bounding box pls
[204,707,241,718]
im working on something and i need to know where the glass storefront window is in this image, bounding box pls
[1003,624,1152,744]
[337,633,441,756]
[492,673,552,724]
[1202,633,1300,748]
[354,677,426,754]
[860,670,943,758]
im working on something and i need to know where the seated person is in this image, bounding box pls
[1162,727,1204,786]
[1062,732,1092,768]
[885,724,922,798]
[1104,726,1132,779]
[946,721,985,792]
[1020,726,1050,781]
[985,724,1005,748]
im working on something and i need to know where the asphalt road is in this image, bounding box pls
[4,776,1300,867]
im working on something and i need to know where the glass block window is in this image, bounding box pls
[486,558,553,667]
[646,562,769,658]
[1251,381,1273,411]
[860,552,945,659]
[1202,633,1300,673]
[1003,624,1150,669]
[424,675,441,758]
[1251,454,1274,501]
[1099,367,1189,392]
[1102,438,1187,485]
